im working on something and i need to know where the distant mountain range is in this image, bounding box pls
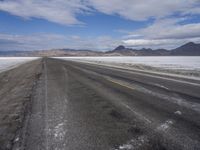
[106,42,200,56]
[0,42,200,57]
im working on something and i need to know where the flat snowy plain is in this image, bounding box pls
[56,56,200,78]
[58,56,200,70]
[1,57,200,78]
[0,57,39,73]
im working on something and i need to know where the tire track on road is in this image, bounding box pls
[44,60,49,150]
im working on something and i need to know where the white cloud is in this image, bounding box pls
[0,33,121,51]
[65,35,122,50]
[87,0,199,21]
[138,19,200,39]
[0,0,200,25]
[123,38,200,49]
[0,0,200,49]
[0,33,67,50]
[123,18,200,48]
[0,0,89,25]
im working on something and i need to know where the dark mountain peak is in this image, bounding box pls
[114,45,126,51]
[175,42,200,49]
[172,42,200,55]
[140,48,153,51]
[183,42,195,46]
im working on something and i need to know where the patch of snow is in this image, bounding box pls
[56,56,200,71]
[119,144,133,149]
[55,56,200,79]
[0,57,39,73]
[14,137,19,142]
[157,120,173,131]
[115,136,148,150]
[54,123,65,140]
[174,111,182,115]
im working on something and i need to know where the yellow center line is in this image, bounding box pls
[105,77,152,124]
[106,77,135,90]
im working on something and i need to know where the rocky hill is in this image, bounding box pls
[171,42,200,56]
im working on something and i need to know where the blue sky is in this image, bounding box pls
[0,0,200,51]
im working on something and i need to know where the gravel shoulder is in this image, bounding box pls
[0,59,42,149]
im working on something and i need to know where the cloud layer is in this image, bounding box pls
[0,0,89,25]
[0,33,67,50]
[88,0,199,21]
[0,0,200,50]
[123,18,200,48]
[0,33,121,51]
[0,0,199,25]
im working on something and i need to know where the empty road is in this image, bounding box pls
[1,58,200,150]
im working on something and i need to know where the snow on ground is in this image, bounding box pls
[57,56,200,70]
[0,57,39,73]
[56,56,200,78]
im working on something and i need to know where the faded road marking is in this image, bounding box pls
[121,102,152,124]
[44,60,49,150]
[105,77,152,123]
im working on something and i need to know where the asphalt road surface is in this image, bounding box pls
[1,58,200,150]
